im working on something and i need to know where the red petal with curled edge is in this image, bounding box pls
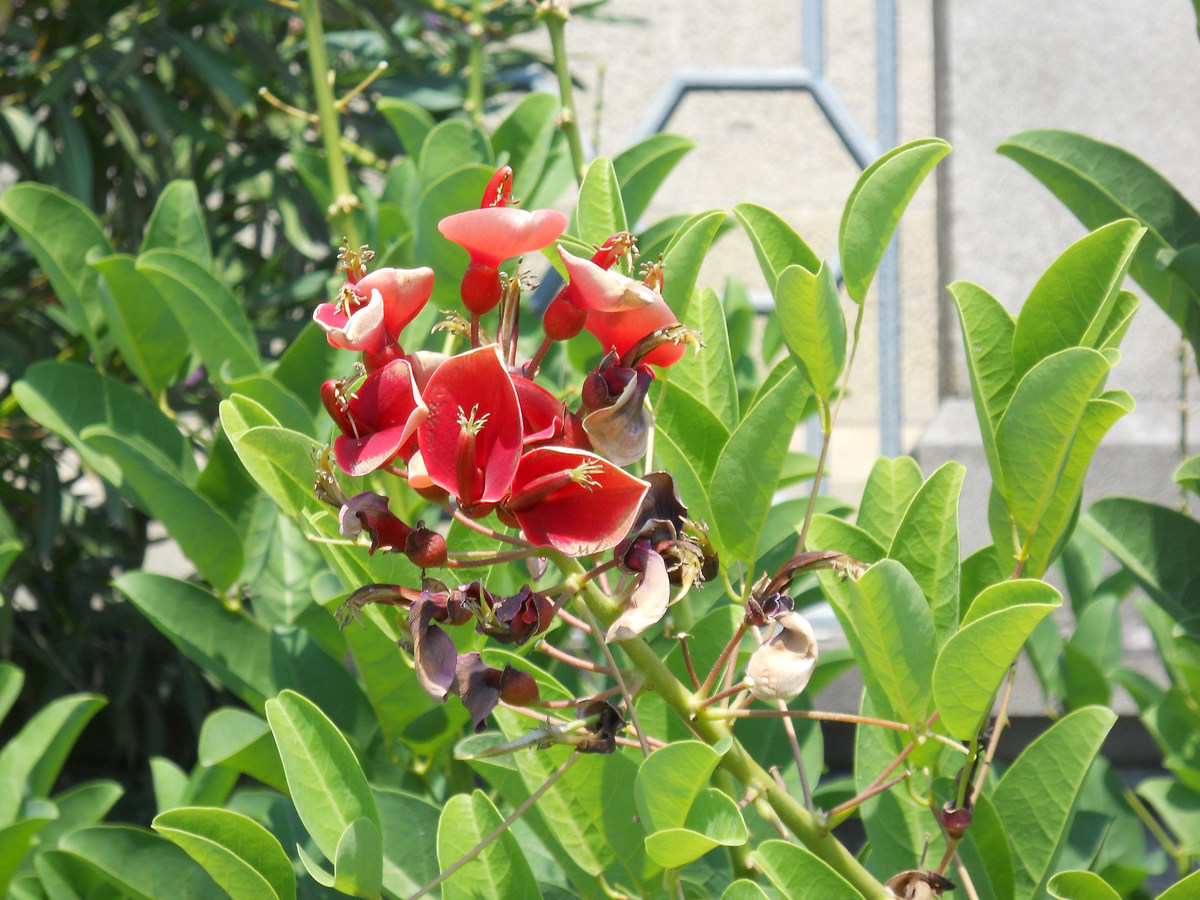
[354,266,435,339]
[313,289,387,354]
[512,375,564,445]
[333,359,428,476]
[417,344,523,505]
[585,299,686,367]
[509,447,650,557]
[438,207,568,268]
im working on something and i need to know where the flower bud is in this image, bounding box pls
[405,524,447,569]
[745,611,817,702]
[499,665,541,707]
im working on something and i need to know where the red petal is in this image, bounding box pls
[417,345,523,505]
[509,447,650,556]
[439,208,568,268]
[512,375,564,445]
[333,359,427,475]
[355,266,435,339]
[585,300,685,367]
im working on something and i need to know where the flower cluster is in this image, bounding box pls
[317,167,712,731]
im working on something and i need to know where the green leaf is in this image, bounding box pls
[115,572,274,711]
[82,427,243,590]
[152,807,295,900]
[1139,778,1200,855]
[754,840,865,900]
[838,559,935,730]
[1084,498,1200,631]
[613,133,694,227]
[949,281,1017,482]
[634,741,723,833]
[13,361,197,498]
[572,158,628,250]
[59,825,223,898]
[374,787,442,898]
[857,456,924,546]
[90,254,188,396]
[642,787,748,869]
[1156,866,1200,900]
[993,706,1117,900]
[0,693,106,826]
[248,512,325,623]
[0,182,111,355]
[437,791,542,900]
[711,358,809,563]
[998,130,1200,356]
[137,249,261,381]
[419,119,492,185]
[839,138,951,303]
[50,101,93,203]
[1011,219,1145,378]
[491,93,560,202]
[0,663,24,728]
[996,348,1129,577]
[720,880,770,900]
[223,372,316,437]
[265,690,379,866]
[0,812,56,896]
[377,97,436,155]
[733,202,821,287]
[933,580,1061,740]
[660,209,726,317]
[775,261,845,408]
[149,757,188,812]
[651,380,727,528]
[223,418,321,518]
[667,285,739,425]
[197,708,287,793]
[140,180,212,266]
[1176,454,1200,497]
[888,461,965,643]
[804,514,887,565]
[333,817,383,899]
[21,781,122,867]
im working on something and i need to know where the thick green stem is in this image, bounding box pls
[466,0,486,129]
[542,8,587,184]
[547,551,888,900]
[299,0,360,248]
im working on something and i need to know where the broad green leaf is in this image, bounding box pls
[838,560,935,730]
[152,807,295,900]
[137,249,261,381]
[198,708,287,793]
[1012,219,1144,378]
[377,97,435,155]
[733,202,821,286]
[438,791,542,900]
[996,348,1128,577]
[998,130,1200,356]
[223,372,315,437]
[634,741,723,833]
[572,158,627,250]
[243,509,324,623]
[115,572,274,711]
[140,180,212,265]
[660,208,726,318]
[667,285,739,425]
[754,840,865,900]
[949,281,1017,483]
[1139,779,1200,855]
[642,787,748,868]
[271,321,343,420]
[333,817,383,899]
[0,663,24,728]
[51,101,93,203]
[1084,498,1200,631]
[59,825,222,898]
[993,706,1117,900]
[933,581,1060,740]
[775,261,845,409]
[721,880,770,900]
[1176,454,1200,497]
[17,781,122,871]
[90,254,188,396]
[856,455,924,546]
[1157,867,1200,900]
[265,690,379,866]
[613,133,694,227]
[888,461,965,643]
[952,789,1014,900]
[34,847,113,899]
[374,787,442,898]
[0,693,105,826]
[651,380,727,529]
[13,360,196,492]
[804,514,887,564]
[491,93,560,202]
[224,418,321,518]
[82,427,243,590]
[0,812,55,896]
[711,358,809,563]
[839,138,951,303]
[0,182,111,354]
[149,757,188,812]
[415,164,495,310]
[419,119,492,185]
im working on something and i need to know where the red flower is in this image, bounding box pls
[558,247,684,367]
[504,447,650,556]
[416,345,524,509]
[313,266,434,354]
[323,359,428,476]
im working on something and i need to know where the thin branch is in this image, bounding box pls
[826,773,909,820]
[696,682,748,709]
[407,753,581,900]
[445,547,540,568]
[779,699,813,812]
[536,640,614,674]
[580,604,651,757]
[449,505,533,548]
[697,621,747,699]
[679,635,701,689]
[970,661,1017,806]
[707,708,910,731]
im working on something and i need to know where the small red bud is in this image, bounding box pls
[542,292,587,341]
[499,665,540,707]
[405,526,447,569]
[461,263,503,316]
[940,802,973,840]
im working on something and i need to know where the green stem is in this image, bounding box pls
[466,0,486,129]
[542,6,587,184]
[299,0,360,248]
[548,551,889,900]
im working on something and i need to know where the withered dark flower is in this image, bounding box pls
[464,582,554,645]
[605,538,671,643]
[574,698,626,754]
[884,870,956,899]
